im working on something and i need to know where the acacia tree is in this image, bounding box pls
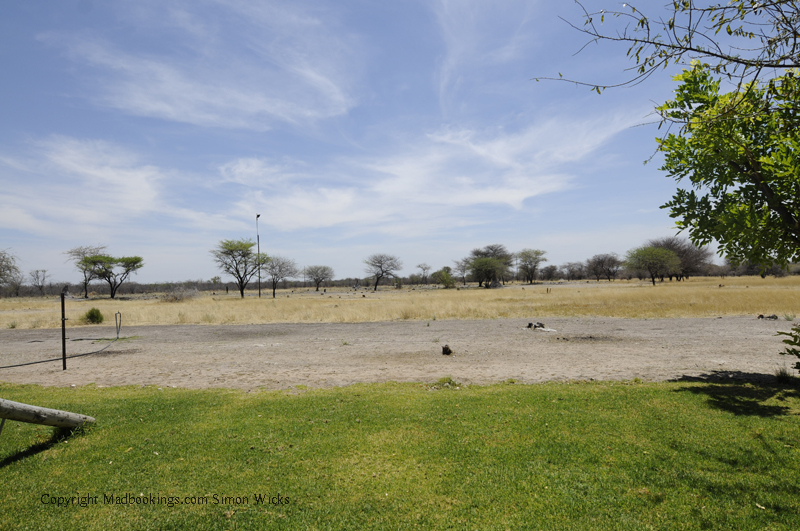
[586,253,623,282]
[517,249,547,284]
[364,254,403,291]
[625,246,681,286]
[0,249,22,297]
[304,265,335,291]
[264,256,299,298]
[648,236,713,280]
[65,244,107,298]
[453,258,470,286]
[416,263,432,285]
[211,239,267,298]
[81,255,144,299]
[29,270,47,296]
[468,257,506,288]
[469,244,513,284]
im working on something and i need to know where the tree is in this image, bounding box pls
[29,270,47,296]
[648,236,713,280]
[561,261,586,281]
[453,258,470,286]
[0,249,22,297]
[81,255,144,299]
[625,246,681,286]
[540,264,559,281]
[304,265,335,292]
[517,249,547,284]
[264,256,299,298]
[431,267,456,288]
[469,244,513,284]
[549,1,800,96]
[586,253,623,282]
[364,254,403,291]
[468,257,506,288]
[416,263,432,285]
[658,65,800,267]
[65,245,107,298]
[211,239,267,298]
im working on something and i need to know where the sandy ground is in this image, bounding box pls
[0,317,795,389]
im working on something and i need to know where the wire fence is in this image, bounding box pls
[0,312,123,370]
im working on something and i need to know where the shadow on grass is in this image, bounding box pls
[0,426,78,469]
[674,371,800,417]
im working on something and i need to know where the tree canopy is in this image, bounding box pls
[264,256,299,298]
[81,255,144,299]
[65,244,107,298]
[658,64,800,266]
[625,246,681,286]
[211,239,268,298]
[517,249,547,284]
[364,254,403,291]
[304,265,335,292]
[0,249,22,296]
[551,1,800,95]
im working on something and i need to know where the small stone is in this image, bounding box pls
[442,345,453,355]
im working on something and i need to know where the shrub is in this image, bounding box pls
[777,325,800,373]
[83,308,104,324]
[161,288,198,303]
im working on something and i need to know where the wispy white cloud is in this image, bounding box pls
[0,136,217,239]
[39,1,363,130]
[226,111,635,235]
[432,0,539,113]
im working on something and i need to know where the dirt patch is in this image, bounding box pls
[0,317,794,389]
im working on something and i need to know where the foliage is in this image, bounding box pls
[658,65,800,267]
[264,256,299,298]
[28,269,47,296]
[431,268,456,289]
[2,382,800,529]
[778,325,800,373]
[625,246,682,286]
[553,1,800,95]
[0,249,22,296]
[80,255,144,299]
[363,253,403,291]
[648,236,713,280]
[304,265,335,292]
[210,239,268,298]
[416,263,431,285]
[468,257,506,288]
[561,261,586,280]
[83,307,104,324]
[586,253,622,282]
[64,245,107,299]
[517,248,547,284]
[469,244,513,283]
[160,288,198,303]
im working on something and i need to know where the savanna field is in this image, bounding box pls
[2,277,800,529]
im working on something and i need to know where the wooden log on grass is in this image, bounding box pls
[0,398,96,429]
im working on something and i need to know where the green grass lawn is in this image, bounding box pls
[1,379,799,530]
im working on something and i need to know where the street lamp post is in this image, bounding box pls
[256,214,261,298]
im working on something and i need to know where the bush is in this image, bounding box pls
[83,308,104,324]
[778,325,800,373]
[161,288,198,303]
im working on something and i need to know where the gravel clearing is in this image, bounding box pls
[0,316,794,389]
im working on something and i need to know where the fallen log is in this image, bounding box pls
[0,398,96,429]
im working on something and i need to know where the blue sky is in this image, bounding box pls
[0,1,695,284]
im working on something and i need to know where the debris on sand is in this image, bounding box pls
[758,314,779,320]
[442,345,453,355]
[525,322,557,332]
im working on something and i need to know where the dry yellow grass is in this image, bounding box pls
[1,276,799,330]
